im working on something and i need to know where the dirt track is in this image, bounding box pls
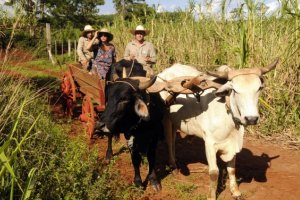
[87,131,300,200]
[5,52,300,200]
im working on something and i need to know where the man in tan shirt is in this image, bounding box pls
[124,25,156,77]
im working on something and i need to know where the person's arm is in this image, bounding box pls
[124,43,135,60]
[124,43,131,60]
[86,31,99,50]
[112,46,116,63]
[146,43,156,64]
[77,37,88,63]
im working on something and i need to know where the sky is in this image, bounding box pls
[0,0,287,16]
[98,0,281,15]
[99,0,190,14]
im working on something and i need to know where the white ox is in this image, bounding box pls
[157,59,278,200]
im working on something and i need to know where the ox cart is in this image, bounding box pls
[61,63,106,138]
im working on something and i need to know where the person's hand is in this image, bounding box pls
[93,31,99,38]
[82,59,88,66]
[130,54,135,60]
[145,56,151,63]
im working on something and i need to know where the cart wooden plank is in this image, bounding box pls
[68,64,105,107]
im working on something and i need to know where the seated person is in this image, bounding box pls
[77,25,99,71]
[124,25,156,78]
[90,28,116,79]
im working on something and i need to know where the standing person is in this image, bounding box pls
[124,25,156,77]
[90,28,116,79]
[77,25,99,71]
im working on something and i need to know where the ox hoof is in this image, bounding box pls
[151,183,162,192]
[103,159,110,165]
[134,180,143,188]
[234,195,244,200]
[171,168,180,175]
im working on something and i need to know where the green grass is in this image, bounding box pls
[0,74,141,199]
[7,65,54,78]
[23,59,67,72]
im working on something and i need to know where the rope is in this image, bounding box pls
[107,80,137,91]
[127,60,134,77]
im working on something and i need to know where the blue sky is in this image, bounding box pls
[98,0,281,15]
[99,0,191,15]
[0,0,284,16]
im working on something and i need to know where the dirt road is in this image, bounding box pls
[87,127,300,200]
[8,53,299,200]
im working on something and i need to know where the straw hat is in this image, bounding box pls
[98,28,114,41]
[82,25,95,33]
[130,25,150,36]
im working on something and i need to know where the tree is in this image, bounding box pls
[4,0,105,29]
[113,0,155,21]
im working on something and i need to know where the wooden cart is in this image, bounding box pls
[61,63,106,138]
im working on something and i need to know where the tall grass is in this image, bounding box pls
[0,74,140,199]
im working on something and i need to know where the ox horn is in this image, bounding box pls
[138,76,157,90]
[260,58,279,74]
[206,70,229,80]
[182,76,202,89]
[122,67,127,78]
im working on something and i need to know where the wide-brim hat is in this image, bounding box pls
[82,25,95,34]
[98,28,114,41]
[130,25,150,36]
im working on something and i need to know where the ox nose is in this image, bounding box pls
[245,116,259,125]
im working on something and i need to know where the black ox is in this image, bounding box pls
[100,59,164,191]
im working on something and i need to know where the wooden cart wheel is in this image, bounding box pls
[80,95,95,139]
[61,71,76,116]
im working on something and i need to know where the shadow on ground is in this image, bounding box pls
[155,132,280,196]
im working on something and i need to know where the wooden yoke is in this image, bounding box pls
[129,75,223,105]
[159,75,223,106]
[162,76,223,94]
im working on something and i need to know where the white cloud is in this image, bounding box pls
[170,4,178,11]
[155,3,182,13]
[266,1,281,15]
[156,4,165,13]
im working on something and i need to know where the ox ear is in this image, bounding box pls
[134,98,150,121]
[215,82,233,97]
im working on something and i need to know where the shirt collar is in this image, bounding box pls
[131,40,146,46]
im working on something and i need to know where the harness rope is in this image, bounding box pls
[106,80,137,91]
[127,60,134,77]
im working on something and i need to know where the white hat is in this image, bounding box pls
[130,25,150,36]
[98,28,114,41]
[82,25,95,33]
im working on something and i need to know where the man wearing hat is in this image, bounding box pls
[77,25,99,71]
[124,25,156,77]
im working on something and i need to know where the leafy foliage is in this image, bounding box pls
[3,0,105,29]
[0,76,136,199]
[113,0,155,21]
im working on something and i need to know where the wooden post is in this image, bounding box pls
[46,23,56,65]
[54,40,57,57]
[61,40,64,62]
[74,40,77,62]
[68,39,71,57]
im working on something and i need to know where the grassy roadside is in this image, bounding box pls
[0,65,143,199]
